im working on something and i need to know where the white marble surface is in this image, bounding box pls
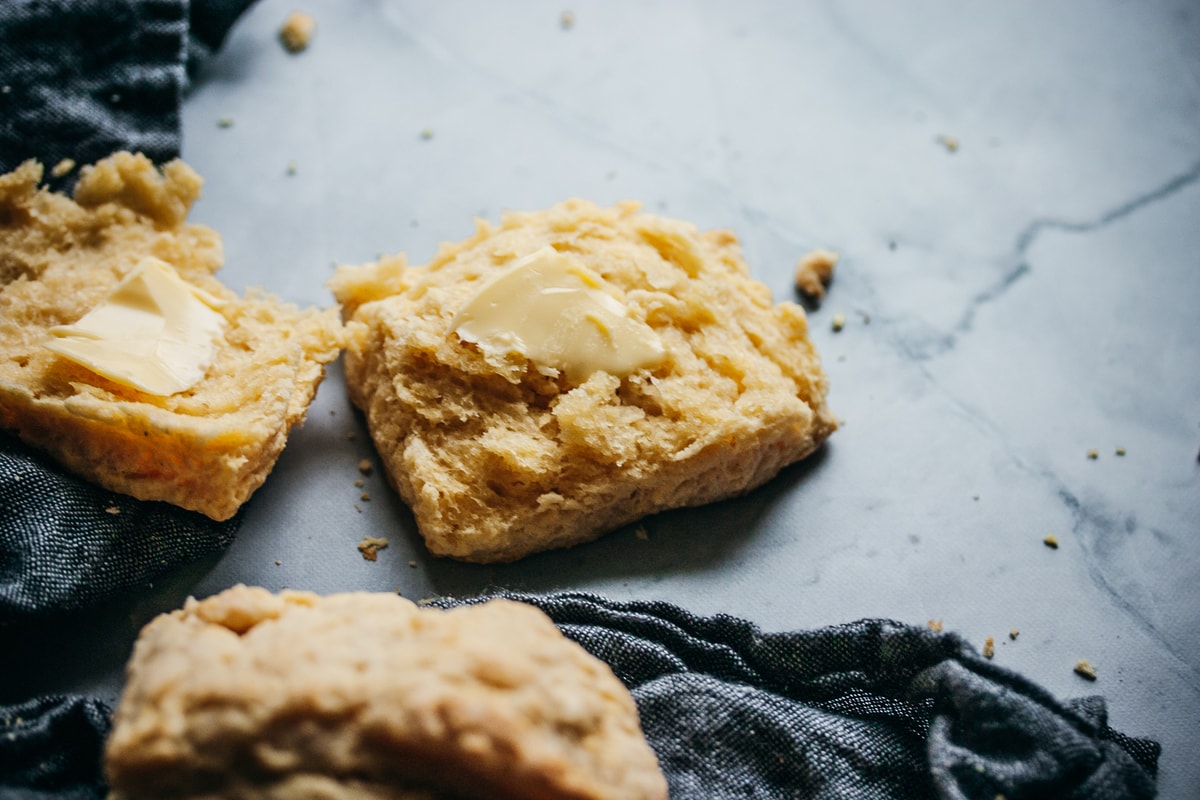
[12,1,1200,795]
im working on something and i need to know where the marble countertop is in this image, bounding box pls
[7,1,1199,795]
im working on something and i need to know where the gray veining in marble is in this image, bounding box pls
[5,1,1198,795]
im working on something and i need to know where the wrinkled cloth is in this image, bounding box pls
[1,593,1160,799]
[0,0,254,621]
[0,437,240,622]
[0,0,252,188]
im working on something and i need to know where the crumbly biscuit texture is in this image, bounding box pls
[0,153,344,520]
[106,585,668,800]
[330,199,837,562]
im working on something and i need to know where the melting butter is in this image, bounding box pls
[452,246,665,383]
[46,257,227,395]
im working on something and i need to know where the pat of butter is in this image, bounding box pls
[45,257,227,395]
[452,246,665,383]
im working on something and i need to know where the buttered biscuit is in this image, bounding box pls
[331,200,836,562]
[0,153,343,520]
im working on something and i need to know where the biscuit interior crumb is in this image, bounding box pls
[51,158,76,178]
[1074,659,1097,680]
[1043,534,1059,549]
[927,619,943,632]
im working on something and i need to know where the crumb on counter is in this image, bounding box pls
[831,312,846,332]
[793,249,839,303]
[928,619,943,633]
[287,160,298,176]
[360,491,371,502]
[420,127,434,140]
[50,158,76,178]
[354,479,364,488]
[358,459,373,475]
[217,116,234,129]
[105,506,121,515]
[560,10,575,29]
[1087,449,1098,460]
[279,11,316,53]
[936,134,959,153]
[357,536,388,561]
[408,560,417,568]
[1009,628,1019,640]
[1115,446,1126,456]
[634,525,649,541]
[1043,534,1059,549]
[1074,659,1098,681]
[982,636,995,659]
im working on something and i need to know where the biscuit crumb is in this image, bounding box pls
[560,10,575,29]
[831,312,846,332]
[936,134,959,153]
[793,249,839,303]
[50,158,76,178]
[982,636,995,659]
[279,11,316,53]
[217,116,234,129]
[354,478,364,488]
[358,458,373,475]
[357,536,388,561]
[1043,534,1059,549]
[1086,448,1098,460]
[274,559,281,566]
[360,491,371,502]
[420,127,434,140]
[634,525,649,541]
[1074,659,1097,681]
[1009,628,1019,640]
[287,160,298,176]
[408,560,417,568]
[105,506,121,515]
[1115,446,1126,456]
[928,619,943,632]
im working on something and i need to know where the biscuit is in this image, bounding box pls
[0,153,343,520]
[330,199,836,562]
[105,585,668,800]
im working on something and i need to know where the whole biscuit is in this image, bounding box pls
[105,585,668,800]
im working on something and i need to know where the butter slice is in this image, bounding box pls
[452,246,665,383]
[46,257,226,395]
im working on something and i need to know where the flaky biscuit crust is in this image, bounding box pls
[105,586,668,800]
